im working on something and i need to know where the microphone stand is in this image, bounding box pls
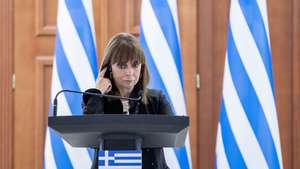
[52,89,141,116]
[52,89,142,169]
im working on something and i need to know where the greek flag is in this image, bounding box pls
[44,0,98,168]
[99,150,142,169]
[140,0,192,169]
[215,0,283,169]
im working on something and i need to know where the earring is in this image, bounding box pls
[110,72,113,79]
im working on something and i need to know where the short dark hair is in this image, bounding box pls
[100,32,150,103]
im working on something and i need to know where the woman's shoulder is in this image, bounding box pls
[146,88,164,98]
[145,89,173,115]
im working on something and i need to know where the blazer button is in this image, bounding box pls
[146,149,150,152]
[151,162,154,166]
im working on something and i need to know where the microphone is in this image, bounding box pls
[134,90,143,114]
[52,89,142,116]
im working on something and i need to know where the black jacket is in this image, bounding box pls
[82,88,172,169]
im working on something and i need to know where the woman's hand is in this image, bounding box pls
[96,68,112,94]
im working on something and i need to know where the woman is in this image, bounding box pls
[82,32,171,169]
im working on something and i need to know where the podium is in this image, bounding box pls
[48,114,189,168]
[49,114,189,149]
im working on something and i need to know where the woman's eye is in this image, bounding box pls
[131,62,140,68]
[133,64,140,68]
[119,65,127,69]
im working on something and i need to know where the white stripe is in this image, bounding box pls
[104,151,109,166]
[44,128,58,169]
[185,133,192,168]
[141,0,186,117]
[256,0,271,46]
[114,153,141,157]
[51,61,92,168]
[223,56,268,168]
[230,0,282,164]
[81,0,97,47]
[216,123,230,169]
[114,160,141,163]
[62,140,92,169]
[98,157,114,160]
[166,0,181,44]
[164,148,181,169]
[99,167,141,169]
[58,0,95,91]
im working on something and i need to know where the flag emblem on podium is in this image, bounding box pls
[98,150,142,169]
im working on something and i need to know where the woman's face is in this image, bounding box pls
[111,61,142,93]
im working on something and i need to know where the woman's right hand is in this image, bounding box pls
[95,68,112,94]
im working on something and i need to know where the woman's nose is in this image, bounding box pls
[125,67,134,75]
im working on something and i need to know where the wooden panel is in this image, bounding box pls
[0,0,13,168]
[125,0,141,35]
[269,0,293,168]
[34,56,53,169]
[292,0,300,168]
[96,0,141,62]
[178,0,198,168]
[35,0,57,35]
[197,0,229,168]
[95,0,108,63]
[107,0,126,37]
[14,0,54,168]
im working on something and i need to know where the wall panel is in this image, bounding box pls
[0,0,13,168]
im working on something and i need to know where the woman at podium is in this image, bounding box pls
[82,32,172,169]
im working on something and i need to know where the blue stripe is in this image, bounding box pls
[114,157,141,160]
[99,151,105,156]
[238,0,275,93]
[227,26,280,169]
[55,32,82,116]
[50,128,73,169]
[220,99,247,169]
[65,0,98,79]
[174,147,190,169]
[87,148,93,160]
[214,158,217,169]
[149,0,184,87]
[140,27,190,169]
[108,160,141,166]
[98,160,105,166]
[108,150,142,154]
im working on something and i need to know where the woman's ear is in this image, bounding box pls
[109,66,113,80]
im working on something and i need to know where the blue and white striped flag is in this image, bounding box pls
[99,150,142,169]
[140,0,192,169]
[215,0,283,169]
[44,0,98,168]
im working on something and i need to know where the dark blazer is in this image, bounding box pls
[82,88,172,169]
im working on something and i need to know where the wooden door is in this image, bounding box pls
[14,0,57,168]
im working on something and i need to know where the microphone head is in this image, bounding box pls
[83,88,102,104]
